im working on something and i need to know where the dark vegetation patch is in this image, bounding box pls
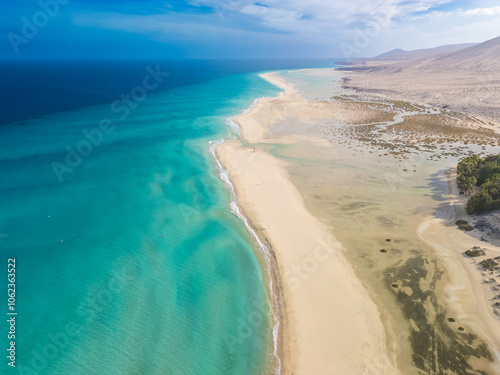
[479,258,499,271]
[464,246,486,257]
[386,256,493,374]
[456,154,500,214]
[456,220,474,232]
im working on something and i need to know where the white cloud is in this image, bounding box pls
[464,6,500,16]
[240,3,300,25]
[70,0,500,58]
[188,0,452,29]
[410,5,500,19]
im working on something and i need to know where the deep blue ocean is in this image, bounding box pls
[0,59,332,375]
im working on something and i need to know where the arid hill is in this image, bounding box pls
[420,36,500,71]
[375,43,476,61]
[340,36,500,124]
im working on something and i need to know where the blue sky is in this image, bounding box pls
[1,0,500,59]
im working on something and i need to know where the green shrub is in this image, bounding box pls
[459,153,500,214]
[464,247,485,257]
[466,191,491,214]
[456,220,474,231]
[484,199,500,212]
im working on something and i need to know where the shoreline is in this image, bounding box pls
[208,136,283,374]
[215,71,398,374]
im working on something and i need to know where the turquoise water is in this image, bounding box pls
[279,67,344,100]
[0,71,281,374]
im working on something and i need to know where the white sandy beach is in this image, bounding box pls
[217,73,399,374]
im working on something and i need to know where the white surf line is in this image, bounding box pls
[209,138,282,375]
[208,102,282,374]
[224,98,260,139]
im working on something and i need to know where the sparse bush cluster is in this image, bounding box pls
[464,246,486,257]
[479,258,499,271]
[456,154,500,214]
[455,220,474,232]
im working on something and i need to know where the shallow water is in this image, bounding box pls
[0,61,301,375]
